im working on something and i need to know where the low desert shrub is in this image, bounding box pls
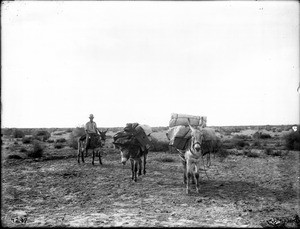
[265,148,283,156]
[260,133,272,139]
[284,130,300,151]
[149,138,169,152]
[233,134,251,140]
[244,150,260,158]
[154,156,175,163]
[56,138,66,143]
[53,132,64,136]
[108,127,123,132]
[68,136,79,149]
[68,127,85,149]
[7,154,23,159]
[28,140,44,158]
[73,127,86,136]
[284,126,292,131]
[54,143,64,149]
[252,140,261,147]
[263,142,268,147]
[221,140,235,149]
[294,142,300,151]
[273,134,280,139]
[66,128,73,133]
[253,131,271,139]
[12,129,25,138]
[272,150,284,156]
[33,130,51,141]
[104,148,120,155]
[275,142,281,147]
[47,139,55,143]
[265,125,271,131]
[22,137,32,144]
[233,139,250,149]
[20,147,27,152]
[264,148,273,156]
[216,148,230,160]
[2,128,13,137]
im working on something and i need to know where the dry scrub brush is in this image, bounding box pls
[54,143,64,149]
[12,129,25,138]
[56,138,67,143]
[253,131,272,139]
[284,130,300,151]
[149,138,169,152]
[33,130,51,141]
[27,140,44,158]
[68,126,85,149]
[22,137,32,144]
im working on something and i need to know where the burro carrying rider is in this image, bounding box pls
[85,114,100,147]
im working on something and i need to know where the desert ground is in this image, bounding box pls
[1,125,299,227]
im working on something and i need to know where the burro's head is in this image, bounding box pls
[99,129,108,145]
[188,119,204,154]
[120,147,130,165]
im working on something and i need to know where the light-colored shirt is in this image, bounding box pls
[85,121,98,134]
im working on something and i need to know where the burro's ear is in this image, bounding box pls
[187,118,195,131]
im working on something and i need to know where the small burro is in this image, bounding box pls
[113,123,152,182]
[167,113,220,194]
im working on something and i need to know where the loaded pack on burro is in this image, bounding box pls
[113,123,152,182]
[167,113,220,193]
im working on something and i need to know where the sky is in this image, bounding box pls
[1,1,299,128]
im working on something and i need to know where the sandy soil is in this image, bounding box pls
[2,134,299,227]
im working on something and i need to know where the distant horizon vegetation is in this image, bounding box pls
[1,124,299,131]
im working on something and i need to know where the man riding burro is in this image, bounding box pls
[84,114,101,149]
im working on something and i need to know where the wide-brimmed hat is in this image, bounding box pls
[89,114,94,118]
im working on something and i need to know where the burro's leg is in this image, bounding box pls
[85,136,89,157]
[182,159,187,184]
[195,165,200,193]
[138,158,142,176]
[131,159,134,180]
[187,172,192,194]
[143,151,147,175]
[186,161,192,194]
[99,149,102,165]
[92,150,95,165]
[133,160,138,182]
[82,147,85,163]
[77,142,81,164]
[207,152,211,167]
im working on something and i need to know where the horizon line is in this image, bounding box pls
[1,124,299,129]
